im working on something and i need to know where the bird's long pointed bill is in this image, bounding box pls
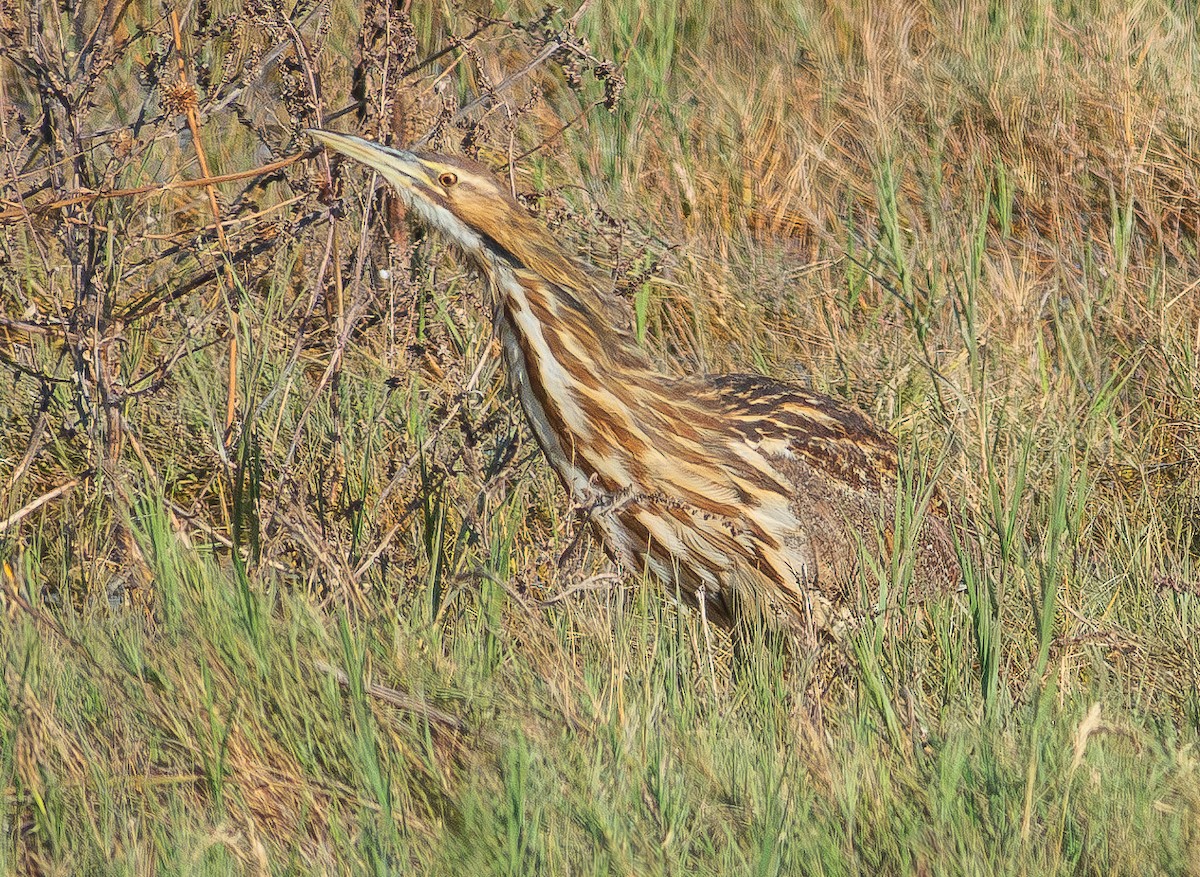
[306,129,420,190]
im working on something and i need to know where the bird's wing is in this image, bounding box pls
[702,373,900,495]
[702,373,961,600]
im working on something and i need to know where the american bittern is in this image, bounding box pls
[310,130,961,637]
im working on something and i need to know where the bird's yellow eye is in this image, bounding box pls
[438,171,458,187]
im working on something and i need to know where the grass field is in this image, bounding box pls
[1,0,1199,873]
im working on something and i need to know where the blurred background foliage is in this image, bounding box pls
[0,0,1197,873]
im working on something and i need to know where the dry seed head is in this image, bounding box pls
[109,128,135,160]
[162,76,199,115]
[596,62,624,112]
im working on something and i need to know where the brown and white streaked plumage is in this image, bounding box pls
[309,129,961,637]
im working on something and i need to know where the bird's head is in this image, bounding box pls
[308,129,591,291]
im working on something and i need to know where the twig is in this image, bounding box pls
[0,479,81,535]
[396,20,501,80]
[120,416,195,552]
[412,0,596,147]
[0,153,304,224]
[169,7,239,432]
[117,209,325,323]
[260,215,338,446]
[205,2,326,114]
[503,99,604,169]
[313,660,468,733]
[282,20,349,517]
[696,581,720,700]
[276,292,371,474]
[71,0,139,81]
[351,515,417,582]
[536,572,621,606]
[378,342,498,504]
[5,409,49,491]
[163,499,294,576]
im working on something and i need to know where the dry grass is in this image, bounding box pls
[0,0,1198,872]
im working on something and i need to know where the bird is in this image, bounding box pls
[308,129,962,640]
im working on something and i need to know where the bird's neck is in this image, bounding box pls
[482,258,652,500]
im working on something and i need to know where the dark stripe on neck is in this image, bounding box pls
[480,230,523,269]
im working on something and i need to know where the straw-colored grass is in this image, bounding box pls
[0,0,1197,872]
